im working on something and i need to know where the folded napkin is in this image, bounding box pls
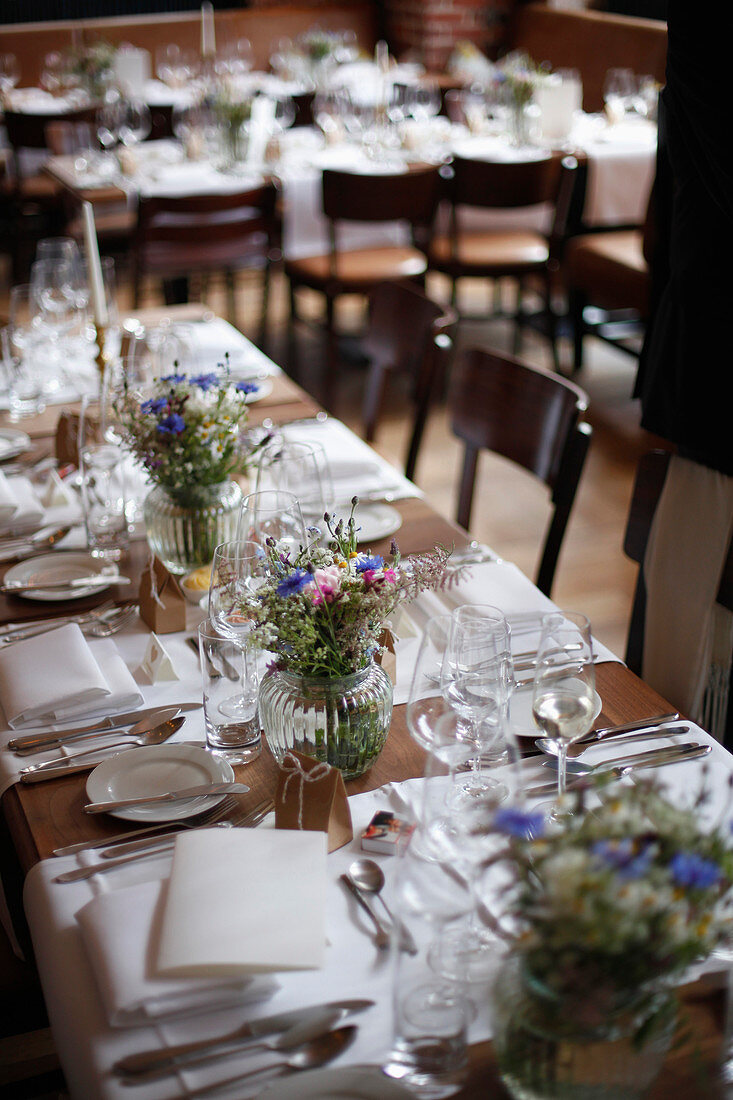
[157,829,327,977]
[0,624,143,729]
[76,879,278,1027]
[0,473,44,531]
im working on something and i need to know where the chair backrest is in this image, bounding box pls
[322,165,442,230]
[3,107,98,153]
[135,183,279,252]
[361,280,458,479]
[447,153,562,211]
[449,346,591,596]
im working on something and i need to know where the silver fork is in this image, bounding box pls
[0,600,125,644]
[86,605,138,637]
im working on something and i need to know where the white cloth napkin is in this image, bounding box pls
[76,879,278,1027]
[0,625,143,729]
[0,473,44,530]
[157,829,327,977]
[184,318,281,377]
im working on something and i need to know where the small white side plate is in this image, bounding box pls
[0,428,32,461]
[86,744,234,822]
[509,686,603,739]
[261,1067,413,1099]
[354,503,402,544]
[243,378,274,404]
[2,552,116,602]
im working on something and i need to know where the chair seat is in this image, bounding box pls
[285,246,427,293]
[68,207,136,241]
[564,230,648,314]
[429,230,550,275]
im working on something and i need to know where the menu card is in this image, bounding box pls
[157,829,327,977]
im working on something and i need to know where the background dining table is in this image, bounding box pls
[0,307,729,1099]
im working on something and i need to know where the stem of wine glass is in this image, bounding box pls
[556,740,569,800]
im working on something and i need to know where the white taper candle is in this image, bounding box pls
[82,200,109,328]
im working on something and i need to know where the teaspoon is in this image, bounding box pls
[348,858,418,954]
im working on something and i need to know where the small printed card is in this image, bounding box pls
[361,810,414,855]
[140,633,179,683]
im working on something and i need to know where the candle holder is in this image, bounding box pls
[94,323,108,380]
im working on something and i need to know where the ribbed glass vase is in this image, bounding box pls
[491,956,677,1100]
[143,481,242,576]
[258,663,393,779]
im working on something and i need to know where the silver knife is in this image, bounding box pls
[84,781,251,814]
[1,573,131,593]
[542,725,691,768]
[574,712,680,744]
[8,703,202,753]
[526,743,712,798]
[113,999,374,1078]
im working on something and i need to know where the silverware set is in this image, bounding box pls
[0,600,137,644]
[341,858,417,955]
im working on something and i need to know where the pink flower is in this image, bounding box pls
[311,565,343,605]
[382,567,397,583]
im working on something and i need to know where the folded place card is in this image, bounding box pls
[140,633,179,683]
[0,624,143,728]
[0,472,44,531]
[76,879,278,1027]
[157,829,327,977]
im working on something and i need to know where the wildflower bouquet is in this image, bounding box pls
[494,50,543,110]
[68,40,117,99]
[491,777,733,1011]
[117,368,257,508]
[244,504,451,678]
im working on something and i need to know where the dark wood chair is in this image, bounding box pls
[563,175,655,373]
[427,153,579,371]
[2,106,98,281]
[360,281,458,482]
[132,183,281,341]
[449,346,592,597]
[623,450,733,742]
[284,164,443,391]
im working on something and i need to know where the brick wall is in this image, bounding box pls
[383,0,513,70]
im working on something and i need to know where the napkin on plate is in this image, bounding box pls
[157,829,327,977]
[0,472,44,531]
[76,879,278,1027]
[0,624,143,729]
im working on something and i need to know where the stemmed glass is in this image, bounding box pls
[254,440,334,529]
[531,611,596,813]
[207,539,268,718]
[118,99,152,147]
[602,68,636,123]
[236,489,307,557]
[441,605,514,802]
[0,53,20,97]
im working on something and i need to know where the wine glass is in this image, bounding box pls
[208,539,267,718]
[96,99,123,152]
[237,489,307,558]
[407,80,442,123]
[0,53,20,97]
[441,605,514,802]
[254,439,334,528]
[602,68,636,124]
[118,99,152,147]
[531,611,596,812]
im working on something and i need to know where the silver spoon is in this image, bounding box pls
[13,705,184,756]
[539,739,702,777]
[163,1025,358,1099]
[348,858,418,955]
[19,715,185,780]
[0,525,72,562]
[537,723,691,770]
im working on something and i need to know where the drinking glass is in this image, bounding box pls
[254,439,334,528]
[1,326,45,420]
[118,99,152,147]
[441,605,514,802]
[603,68,636,123]
[407,81,442,123]
[0,53,20,96]
[77,394,129,560]
[96,99,124,152]
[236,489,306,557]
[208,539,268,717]
[198,618,261,763]
[531,611,596,810]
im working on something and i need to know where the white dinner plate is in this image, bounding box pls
[2,552,119,602]
[242,377,274,404]
[354,503,402,544]
[509,685,603,739]
[261,1067,413,1099]
[0,428,32,461]
[86,744,234,822]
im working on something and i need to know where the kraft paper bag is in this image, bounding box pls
[139,557,186,634]
[275,750,353,853]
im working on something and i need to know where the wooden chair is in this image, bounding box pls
[623,450,733,742]
[360,281,458,482]
[563,174,655,373]
[2,106,97,281]
[284,165,443,390]
[427,153,579,371]
[132,183,281,340]
[449,346,592,597]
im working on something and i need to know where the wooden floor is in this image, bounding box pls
[1,259,668,658]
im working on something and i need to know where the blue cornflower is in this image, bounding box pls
[276,569,312,597]
[235,380,258,394]
[161,372,186,384]
[355,554,384,573]
[191,372,220,392]
[157,413,186,436]
[140,396,168,415]
[593,839,653,881]
[669,852,722,890]
[494,807,545,840]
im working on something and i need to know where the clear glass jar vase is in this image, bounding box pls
[490,956,677,1100]
[258,663,393,779]
[143,480,242,575]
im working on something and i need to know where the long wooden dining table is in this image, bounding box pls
[0,312,729,1098]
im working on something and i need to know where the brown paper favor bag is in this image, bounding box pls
[275,750,353,853]
[55,411,82,467]
[139,557,187,634]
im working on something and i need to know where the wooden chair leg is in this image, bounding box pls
[568,288,586,374]
[257,263,271,351]
[545,273,561,373]
[362,363,388,443]
[512,279,524,356]
[224,269,237,327]
[286,280,300,381]
[456,445,480,531]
